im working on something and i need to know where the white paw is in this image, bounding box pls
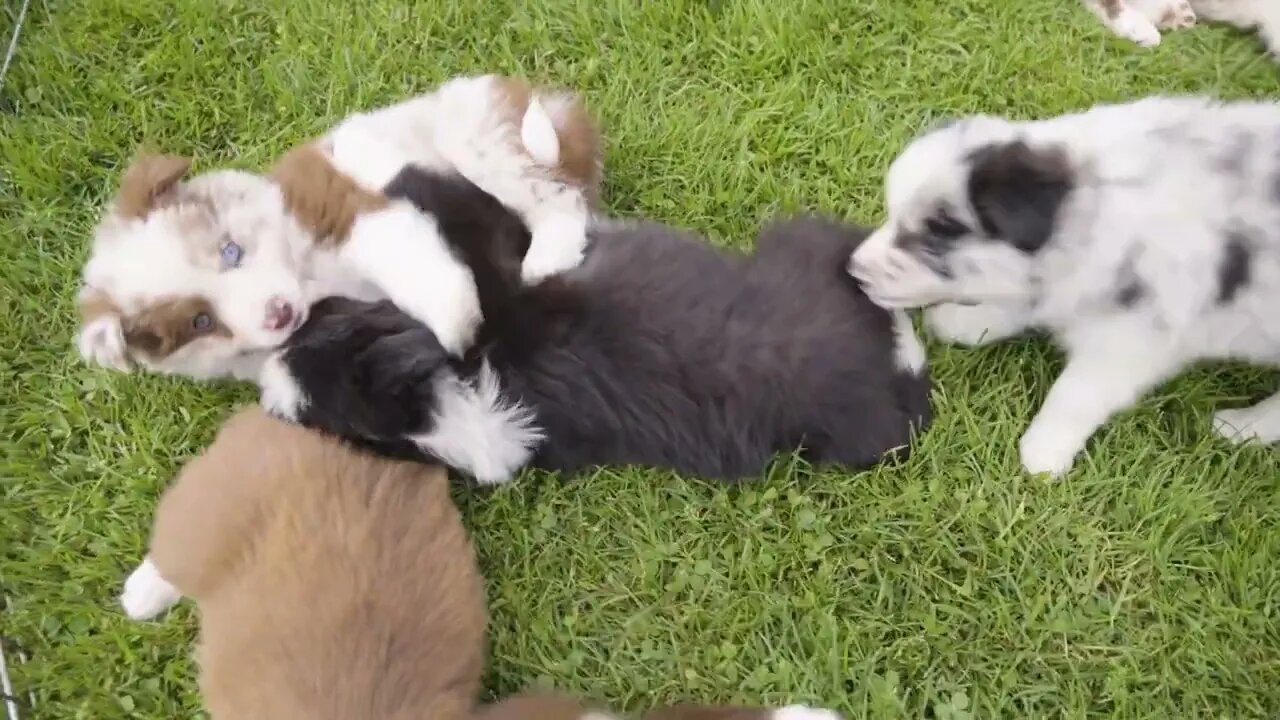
[520,214,589,283]
[1156,1,1196,30]
[890,310,928,376]
[924,303,1008,347]
[345,205,483,357]
[1018,425,1080,478]
[1113,9,1163,47]
[77,316,131,371]
[425,290,483,357]
[773,705,844,720]
[1212,407,1280,445]
[258,353,309,421]
[120,558,182,620]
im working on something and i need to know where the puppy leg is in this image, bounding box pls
[343,202,483,356]
[1153,0,1197,29]
[120,557,182,620]
[1086,0,1164,46]
[924,302,1031,347]
[124,429,265,617]
[1019,327,1180,477]
[1213,390,1280,445]
[432,75,592,283]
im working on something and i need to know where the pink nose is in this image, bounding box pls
[264,297,296,331]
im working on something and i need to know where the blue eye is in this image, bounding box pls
[219,239,243,269]
[191,312,214,332]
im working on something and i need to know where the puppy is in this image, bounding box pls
[120,407,845,719]
[76,74,601,380]
[1080,0,1279,56]
[119,406,488,718]
[260,166,933,485]
[848,96,1280,478]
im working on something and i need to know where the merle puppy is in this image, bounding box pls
[259,166,932,484]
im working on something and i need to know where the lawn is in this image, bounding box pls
[2,0,1280,717]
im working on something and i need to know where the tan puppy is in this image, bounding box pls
[119,407,843,720]
[120,407,487,719]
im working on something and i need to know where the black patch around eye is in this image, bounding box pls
[924,208,970,239]
[897,228,955,279]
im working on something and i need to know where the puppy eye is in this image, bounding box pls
[219,239,244,269]
[925,211,969,239]
[191,312,214,333]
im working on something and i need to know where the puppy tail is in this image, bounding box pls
[520,98,562,167]
[889,310,933,432]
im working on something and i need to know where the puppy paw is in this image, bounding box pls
[1112,9,1163,47]
[521,214,589,283]
[1018,426,1079,479]
[120,558,182,620]
[258,353,309,421]
[924,303,1025,347]
[1156,1,1197,30]
[77,316,131,371]
[772,706,844,720]
[1212,407,1280,445]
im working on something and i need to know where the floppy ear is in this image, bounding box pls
[112,153,193,219]
[966,140,1074,254]
[75,286,133,371]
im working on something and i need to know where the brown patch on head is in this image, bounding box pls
[269,143,389,246]
[491,76,605,206]
[121,296,230,359]
[113,153,193,219]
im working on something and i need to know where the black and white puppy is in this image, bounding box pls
[848,95,1280,479]
[259,166,933,485]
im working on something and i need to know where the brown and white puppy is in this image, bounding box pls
[119,405,487,718]
[119,406,842,720]
[77,74,602,381]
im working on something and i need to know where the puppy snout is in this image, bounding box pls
[264,296,298,332]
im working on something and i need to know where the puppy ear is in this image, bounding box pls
[76,286,133,371]
[355,328,449,394]
[112,152,193,219]
[966,140,1074,254]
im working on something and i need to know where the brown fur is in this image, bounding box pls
[113,153,193,219]
[144,407,487,719]
[491,77,605,206]
[120,295,229,359]
[270,143,389,246]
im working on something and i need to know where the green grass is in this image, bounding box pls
[2,0,1279,717]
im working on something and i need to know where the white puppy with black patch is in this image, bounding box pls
[849,95,1280,477]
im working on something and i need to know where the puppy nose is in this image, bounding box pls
[264,297,296,331]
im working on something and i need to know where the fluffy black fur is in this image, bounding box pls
[276,167,933,482]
